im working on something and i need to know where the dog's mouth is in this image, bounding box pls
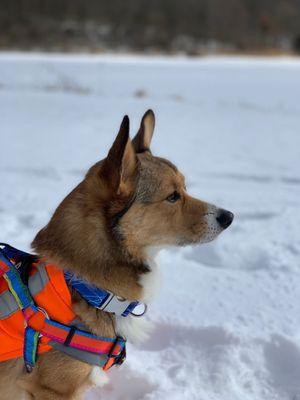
[177,206,234,247]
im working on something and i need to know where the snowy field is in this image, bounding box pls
[0,53,300,400]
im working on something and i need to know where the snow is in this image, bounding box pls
[0,52,300,400]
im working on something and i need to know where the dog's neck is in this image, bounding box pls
[33,241,150,301]
[32,240,159,343]
[31,181,161,341]
[32,189,150,302]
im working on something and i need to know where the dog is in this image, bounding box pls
[0,110,233,399]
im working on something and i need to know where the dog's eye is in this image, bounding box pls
[166,191,181,203]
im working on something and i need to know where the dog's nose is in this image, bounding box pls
[216,209,234,229]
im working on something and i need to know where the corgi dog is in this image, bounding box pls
[0,110,233,399]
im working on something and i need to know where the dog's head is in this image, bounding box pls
[33,110,233,266]
[88,110,233,259]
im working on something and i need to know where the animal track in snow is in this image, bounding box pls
[264,335,300,399]
[141,323,239,352]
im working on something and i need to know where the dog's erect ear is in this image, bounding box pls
[132,109,155,153]
[102,115,138,194]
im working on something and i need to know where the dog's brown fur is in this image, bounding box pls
[0,110,230,399]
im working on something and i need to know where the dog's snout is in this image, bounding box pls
[216,209,234,229]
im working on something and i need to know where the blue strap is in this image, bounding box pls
[0,247,40,372]
[122,301,140,317]
[64,271,140,317]
[0,250,34,310]
[24,326,40,373]
[64,271,110,308]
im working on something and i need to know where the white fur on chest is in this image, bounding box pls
[116,247,161,343]
[89,366,109,387]
[139,247,161,302]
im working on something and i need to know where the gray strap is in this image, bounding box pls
[0,263,49,320]
[28,263,49,296]
[49,318,108,367]
[0,290,19,319]
[50,341,108,367]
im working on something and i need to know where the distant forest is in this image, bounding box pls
[1,0,300,53]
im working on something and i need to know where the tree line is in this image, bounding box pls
[1,0,300,53]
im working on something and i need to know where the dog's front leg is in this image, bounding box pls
[24,387,82,400]
[20,373,90,400]
[18,350,93,400]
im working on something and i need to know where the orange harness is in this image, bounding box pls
[0,260,76,362]
[0,244,126,372]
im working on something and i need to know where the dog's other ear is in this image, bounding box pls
[132,109,155,153]
[102,115,138,194]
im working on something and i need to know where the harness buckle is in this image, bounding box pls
[115,346,126,366]
[24,306,48,335]
[104,336,126,370]
[130,303,148,317]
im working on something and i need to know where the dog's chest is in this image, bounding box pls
[88,260,158,389]
[89,366,109,387]
[116,252,161,343]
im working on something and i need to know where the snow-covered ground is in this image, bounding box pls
[1,53,300,400]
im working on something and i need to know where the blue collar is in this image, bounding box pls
[64,271,141,317]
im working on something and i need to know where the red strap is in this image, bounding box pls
[41,321,123,356]
[41,321,126,369]
[25,306,125,365]
[0,260,9,277]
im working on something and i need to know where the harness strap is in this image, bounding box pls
[0,262,49,318]
[24,327,39,373]
[0,249,39,370]
[64,271,141,317]
[23,305,126,369]
[49,319,124,368]
[0,259,9,277]
[50,341,113,368]
[0,250,34,310]
[0,290,19,318]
